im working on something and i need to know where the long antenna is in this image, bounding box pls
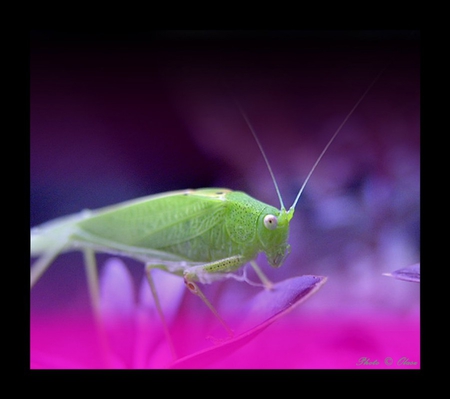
[235,100,286,210]
[290,67,386,211]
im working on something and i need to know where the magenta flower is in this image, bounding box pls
[30,258,419,369]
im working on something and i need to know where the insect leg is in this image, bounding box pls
[183,255,247,284]
[183,255,248,336]
[83,249,102,327]
[184,280,234,337]
[249,260,274,290]
[30,240,67,288]
[83,248,114,367]
[144,264,178,360]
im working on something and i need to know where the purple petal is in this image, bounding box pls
[383,263,420,283]
[100,258,135,319]
[170,275,327,369]
[100,258,136,320]
[100,258,137,367]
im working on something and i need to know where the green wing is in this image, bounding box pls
[76,189,230,254]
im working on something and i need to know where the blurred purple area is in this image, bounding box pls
[30,31,420,368]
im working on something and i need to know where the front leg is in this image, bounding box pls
[183,255,247,337]
[183,255,247,285]
[145,257,245,341]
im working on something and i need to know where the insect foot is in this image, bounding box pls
[249,260,274,291]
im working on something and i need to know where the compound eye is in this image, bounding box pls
[264,214,278,230]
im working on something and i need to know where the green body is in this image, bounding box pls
[31,188,294,283]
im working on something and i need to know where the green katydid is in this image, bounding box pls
[30,70,382,359]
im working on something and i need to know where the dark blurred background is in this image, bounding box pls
[30,31,419,318]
